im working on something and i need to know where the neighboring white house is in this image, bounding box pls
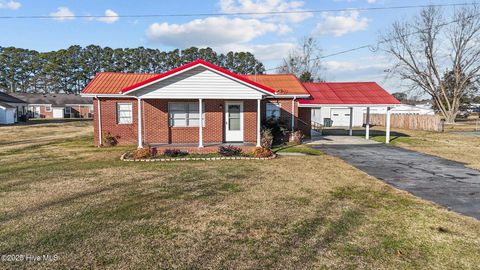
[0,92,28,124]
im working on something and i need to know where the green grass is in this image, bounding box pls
[273,144,323,155]
[0,122,479,269]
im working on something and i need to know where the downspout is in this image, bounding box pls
[291,96,296,131]
[96,96,102,147]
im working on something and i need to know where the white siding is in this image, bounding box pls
[135,66,264,99]
[311,107,364,127]
[0,107,15,124]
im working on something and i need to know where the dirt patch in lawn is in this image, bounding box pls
[0,123,479,269]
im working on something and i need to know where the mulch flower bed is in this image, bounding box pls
[120,152,276,162]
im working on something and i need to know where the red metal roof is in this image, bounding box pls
[299,82,400,105]
[82,72,159,94]
[242,74,309,95]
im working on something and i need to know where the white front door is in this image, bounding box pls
[225,101,243,142]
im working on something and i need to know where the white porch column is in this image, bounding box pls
[365,107,370,140]
[198,98,204,148]
[257,99,261,147]
[137,98,143,149]
[386,106,391,144]
[349,107,354,136]
[96,96,102,147]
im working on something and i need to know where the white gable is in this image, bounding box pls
[133,66,265,99]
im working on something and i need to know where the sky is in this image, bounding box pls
[0,0,468,93]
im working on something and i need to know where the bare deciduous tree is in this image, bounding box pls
[277,36,323,82]
[381,5,480,123]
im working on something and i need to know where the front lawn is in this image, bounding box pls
[0,123,479,269]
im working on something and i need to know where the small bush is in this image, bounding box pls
[103,132,119,147]
[218,145,243,156]
[150,147,158,157]
[252,147,273,158]
[132,148,151,159]
[163,148,188,157]
[263,118,289,145]
[260,128,274,149]
[289,130,305,144]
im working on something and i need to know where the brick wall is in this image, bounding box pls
[263,99,311,137]
[69,105,92,118]
[94,98,260,146]
[37,105,53,118]
[263,99,298,130]
[94,98,138,146]
[297,107,311,138]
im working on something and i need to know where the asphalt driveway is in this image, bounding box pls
[313,142,480,219]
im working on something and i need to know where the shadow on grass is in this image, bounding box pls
[13,119,93,126]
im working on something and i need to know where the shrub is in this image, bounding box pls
[263,118,289,145]
[103,132,119,147]
[163,148,188,157]
[252,147,273,158]
[260,128,274,149]
[218,145,243,156]
[289,130,305,144]
[132,148,151,159]
[150,147,158,157]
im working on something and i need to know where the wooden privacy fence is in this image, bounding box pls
[365,113,443,132]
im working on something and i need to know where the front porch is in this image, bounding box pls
[137,98,262,149]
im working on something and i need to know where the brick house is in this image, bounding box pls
[11,93,93,119]
[81,60,312,149]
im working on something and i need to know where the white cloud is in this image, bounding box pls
[96,9,119,24]
[219,0,312,23]
[146,17,280,47]
[0,0,21,10]
[218,42,296,61]
[50,7,75,21]
[367,0,377,3]
[323,57,389,82]
[314,10,369,37]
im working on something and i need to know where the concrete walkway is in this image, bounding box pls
[311,137,480,220]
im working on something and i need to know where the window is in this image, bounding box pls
[168,102,205,127]
[266,103,281,120]
[117,103,133,124]
[45,105,52,112]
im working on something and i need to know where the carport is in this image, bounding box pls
[300,82,401,143]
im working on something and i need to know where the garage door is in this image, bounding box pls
[330,108,351,126]
[53,108,64,118]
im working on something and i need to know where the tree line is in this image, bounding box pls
[0,45,266,94]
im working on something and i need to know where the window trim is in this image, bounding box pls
[45,105,52,112]
[117,102,133,124]
[266,102,281,121]
[168,102,205,127]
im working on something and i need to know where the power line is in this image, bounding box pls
[0,3,474,19]
[267,7,480,72]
